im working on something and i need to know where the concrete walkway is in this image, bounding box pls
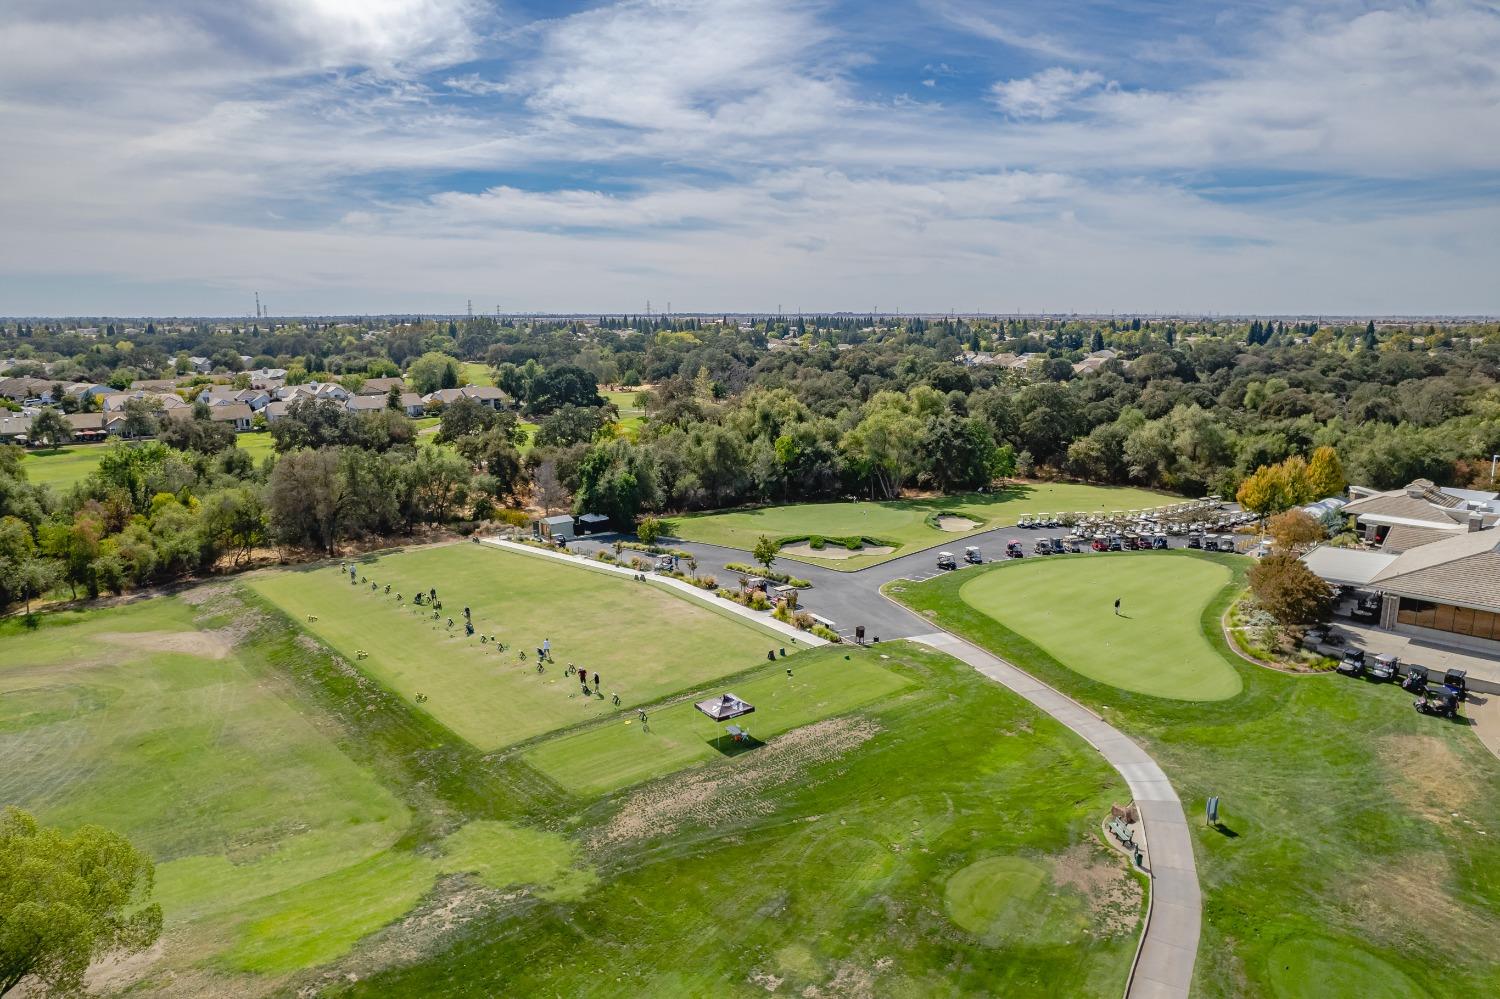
[910,631,1200,999]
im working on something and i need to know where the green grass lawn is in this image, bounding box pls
[460,362,493,386]
[957,554,1242,700]
[247,543,789,751]
[670,481,1178,568]
[6,582,1146,997]
[524,647,912,796]
[20,431,278,491]
[891,551,1500,997]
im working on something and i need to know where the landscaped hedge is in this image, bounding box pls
[775,534,893,552]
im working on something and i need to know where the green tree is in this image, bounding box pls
[406,352,462,395]
[752,534,778,573]
[636,516,664,546]
[0,807,162,997]
[27,408,72,452]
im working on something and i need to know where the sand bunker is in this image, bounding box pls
[780,543,895,560]
[101,630,236,660]
[935,515,980,532]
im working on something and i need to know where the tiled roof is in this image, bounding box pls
[1370,529,1500,612]
[1381,524,1464,553]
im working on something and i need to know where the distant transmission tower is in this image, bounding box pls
[255,292,261,319]
[466,299,473,318]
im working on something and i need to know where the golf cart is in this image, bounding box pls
[964,546,982,565]
[1121,532,1140,550]
[1018,515,1034,529]
[1369,653,1400,683]
[1006,540,1024,558]
[1033,538,1053,555]
[1216,535,1238,553]
[1066,538,1084,554]
[1108,536,1123,552]
[1187,533,1202,549]
[1401,664,1430,693]
[1152,534,1169,550]
[1337,648,1366,678]
[1350,596,1381,623]
[1442,669,1468,700]
[1415,687,1460,718]
[1049,537,1068,554]
[936,551,957,571]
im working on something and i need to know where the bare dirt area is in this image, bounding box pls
[1380,733,1475,824]
[780,543,895,561]
[101,629,237,660]
[1050,842,1142,938]
[594,717,881,847]
[934,515,980,533]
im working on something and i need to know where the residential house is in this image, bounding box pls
[207,403,255,431]
[0,414,31,441]
[1341,479,1499,551]
[422,385,508,409]
[356,376,405,396]
[130,379,180,392]
[195,386,271,411]
[188,356,212,373]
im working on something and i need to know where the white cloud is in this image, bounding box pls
[990,67,1104,119]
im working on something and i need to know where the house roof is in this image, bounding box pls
[0,414,31,437]
[208,403,254,422]
[1368,528,1500,612]
[357,377,405,395]
[64,412,104,430]
[540,514,573,526]
[1301,546,1398,587]
[344,396,386,411]
[1380,523,1465,554]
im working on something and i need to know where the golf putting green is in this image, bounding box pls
[1263,937,1421,999]
[957,555,1243,701]
[945,856,1087,946]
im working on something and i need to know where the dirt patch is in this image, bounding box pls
[336,875,527,976]
[934,515,980,533]
[594,717,881,846]
[1346,851,1497,946]
[800,961,876,998]
[1381,734,1474,823]
[100,629,238,660]
[1050,842,1141,935]
[780,544,895,561]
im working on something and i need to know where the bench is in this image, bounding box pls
[1108,818,1134,846]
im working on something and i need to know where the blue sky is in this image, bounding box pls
[1,0,1497,316]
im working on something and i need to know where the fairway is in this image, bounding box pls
[524,647,911,795]
[671,481,1177,568]
[248,543,788,751]
[20,432,277,491]
[957,554,1242,700]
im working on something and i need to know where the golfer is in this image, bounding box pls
[1114,598,1121,616]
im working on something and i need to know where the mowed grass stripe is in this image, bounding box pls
[956,553,1242,700]
[524,648,912,796]
[248,544,787,752]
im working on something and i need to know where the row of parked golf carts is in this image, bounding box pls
[1309,626,1469,717]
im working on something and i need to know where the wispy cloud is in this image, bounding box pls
[991,67,1104,119]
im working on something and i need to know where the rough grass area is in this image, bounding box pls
[670,481,1177,568]
[246,543,789,751]
[956,553,1242,700]
[523,646,912,796]
[20,432,277,491]
[891,551,1500,998]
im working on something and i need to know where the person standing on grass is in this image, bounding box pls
[1114,598,1121,616]
[543,637,551,660]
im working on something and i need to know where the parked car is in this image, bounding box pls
[964,546,982,564]
[1369,654,1399,682]
[1337,649,1366,677]
[1005,540,1024,558]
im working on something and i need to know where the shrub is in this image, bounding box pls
[748,593,772,611]
[808,535,825,550]
[811,625,841,642]
[842,537,861,550]
[496,509,530,528]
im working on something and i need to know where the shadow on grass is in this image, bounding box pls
[708,734,765,756]
[1210,822,1240,839]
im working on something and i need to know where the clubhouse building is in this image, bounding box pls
[1302,480,1500,654]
